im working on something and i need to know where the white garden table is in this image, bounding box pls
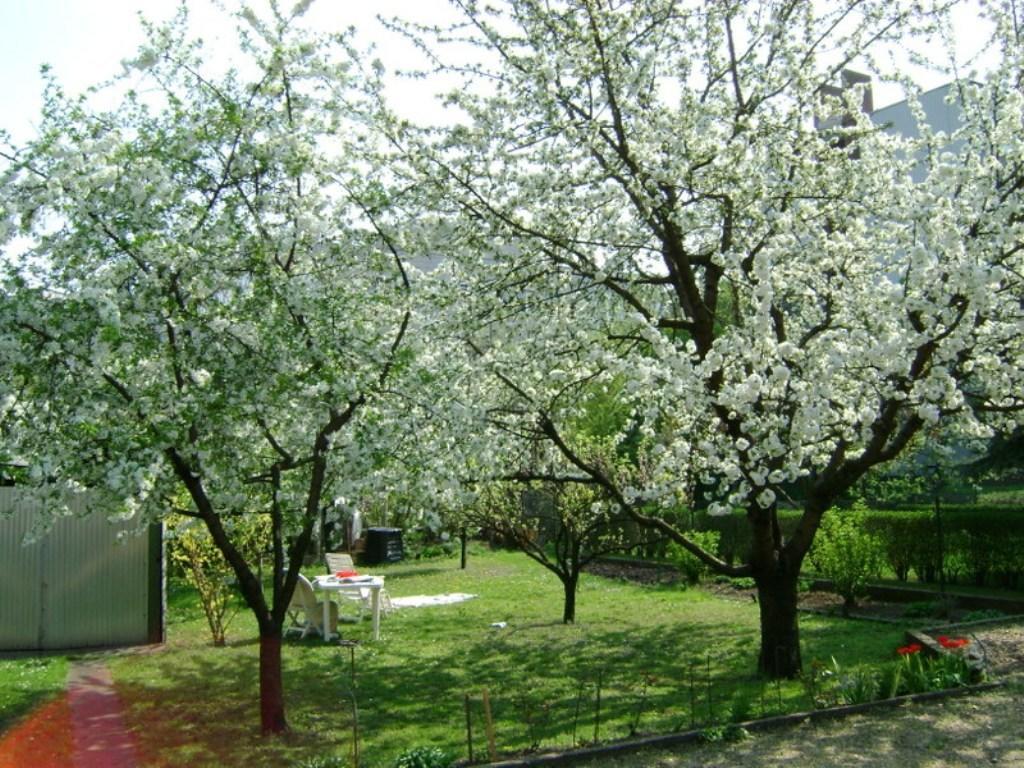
[311,574,385,641]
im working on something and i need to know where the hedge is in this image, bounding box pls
[687,506,1024,590]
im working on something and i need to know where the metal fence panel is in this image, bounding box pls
[0,491,44,649]
[0,488,161,651]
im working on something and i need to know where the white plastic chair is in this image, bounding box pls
[325,552,356,572]
[285,573,338,638]
[325,552,370,621]
[327,552,394,618]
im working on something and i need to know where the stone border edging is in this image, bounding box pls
[809,579,1024,613]
[920,613,1024,635]
[797,606,908,624]
[462,681,1004,768]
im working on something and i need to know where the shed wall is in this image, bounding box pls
[0,488,162,651]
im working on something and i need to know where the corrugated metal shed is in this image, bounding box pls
[0,487,163,651]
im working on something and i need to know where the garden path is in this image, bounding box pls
[67,660,140,768]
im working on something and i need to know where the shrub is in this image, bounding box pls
[168,512,269,646]
[903,601,943,619]
[292,757,347,768]
[698,724,749,743]
[809,511,884,614]
[828,658,881,705]
[727,689,756,723]
[393,746,453,768]
[711,573,756,589]
[901,505,1024,587]
[808,656,888,707]
[402,528,458,561]
[666,530,722,584]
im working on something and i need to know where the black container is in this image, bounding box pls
[365,527,404,565]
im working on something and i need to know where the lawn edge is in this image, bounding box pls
[465,680,1005,768]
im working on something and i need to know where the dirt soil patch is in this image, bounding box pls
[699,576,908,619]
[585,560,682,585]
[970,625,1024,679]
[588,560,921,619]
[589,560,1016,624]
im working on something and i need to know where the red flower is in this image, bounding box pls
[897,643,923,655]
[938,636,969,649]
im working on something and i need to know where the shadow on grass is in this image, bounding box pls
[115,647,343,768]
[345,618,788,759]
[110,552,914,768]
[114,619,767,766]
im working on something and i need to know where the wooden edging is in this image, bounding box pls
[808,579,1024,614]
[920,613,1024,636]
[463,681,1005,768]
[798,606,908,624]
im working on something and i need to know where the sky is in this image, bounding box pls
[0,0,462,143]
[0,0,1002,145]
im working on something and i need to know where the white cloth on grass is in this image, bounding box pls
[388,593,477,609]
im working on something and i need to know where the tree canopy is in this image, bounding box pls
[0,1,437,732]
[2,0,1022,702]
[405,0,1024,676]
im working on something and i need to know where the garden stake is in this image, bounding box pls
[337,641,360,768]
[464,693,474,763]
[775,647,784,711]
[339,638,356,688]
[350,691,359,768]
[482,688,497,761]
[689,663,697,729]
[593,669,603,744]
[571,681,585,746]
[706,653,714,722]
[630,674,650,736]
[520,693,538,750]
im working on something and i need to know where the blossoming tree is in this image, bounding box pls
[411,0,1024,676]
[464,432,635,624]
[0,3,432,732]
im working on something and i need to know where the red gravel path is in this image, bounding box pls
[0,695,74,768]
[0,661,139,768]
[67,662,140,767]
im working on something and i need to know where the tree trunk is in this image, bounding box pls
[755,568,801,678]
[259,631,288,734]
[842,594,856,617]
[562,573,578,624]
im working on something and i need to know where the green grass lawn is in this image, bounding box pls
[0,654,68,732]
[106,548,909,768]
